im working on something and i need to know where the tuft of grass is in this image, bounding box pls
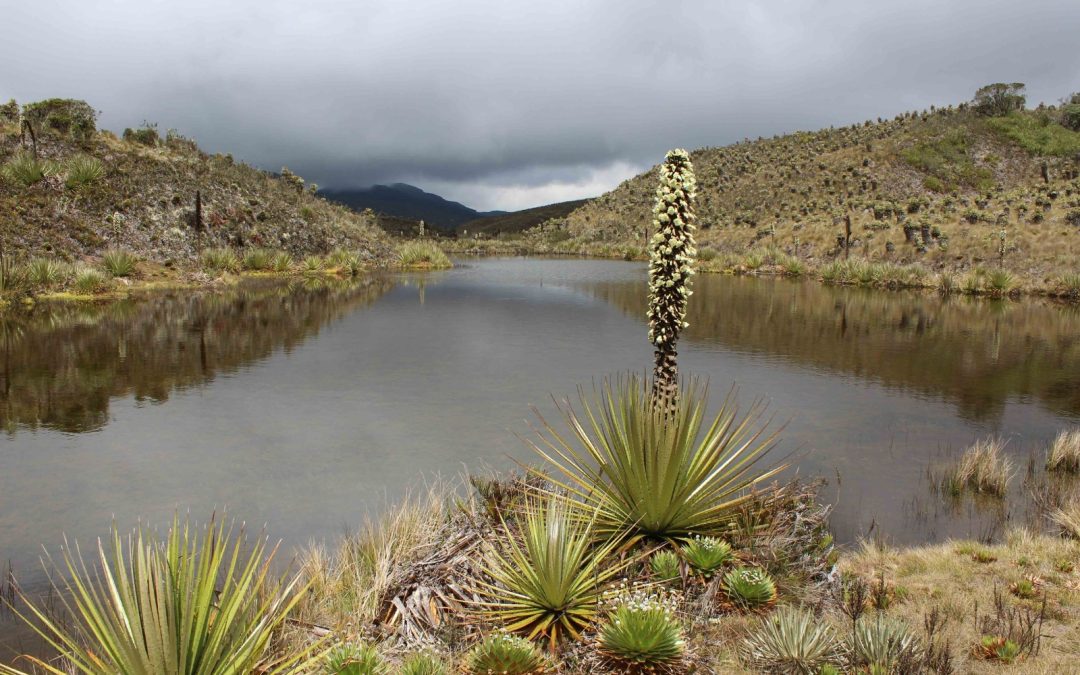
[1045,428,1080,473]
[741,605,841,674]
[465,633,547,675]
[0,151,59,186]
[0,256,27,292]
[242,248,275,271]
[24,258,69,287]
[1050,499,1080,539]
[396,241,452,269]
[271,250,294,273]
[1058,272,1080,297]
[941,436,1013,496]
[986,269,1015,295]
[102,248,138,277]
[597,590,685,671]
[64,155,105,188]
[73,266,108,294]
[302,254,325,275]
[200,247,241,273]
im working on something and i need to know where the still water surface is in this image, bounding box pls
[1,257,1078,643]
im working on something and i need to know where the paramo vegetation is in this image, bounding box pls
[3,148,1080,675]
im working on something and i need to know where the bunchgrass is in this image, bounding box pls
[201,247,241,273]
[243,247,275,271]
[396,241,452,269]
[850,615,922,672]
[102,248,137,277]
[64,155,105,188]
[942,436,1013,496]
[1045,428,1080,473]
[302,254,325,274]
[271,250,294,273]
[24,258,69,287]
[1,151,59,186]
[73,266,108,294]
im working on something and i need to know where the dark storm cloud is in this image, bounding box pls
[2,0,1078,210]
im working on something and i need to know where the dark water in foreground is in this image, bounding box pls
[2,257,1079,646]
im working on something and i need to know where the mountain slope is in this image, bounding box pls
[321,183,503,231]
[0,99,390,264]
[557,104,1080,284]
[456,199,588,237]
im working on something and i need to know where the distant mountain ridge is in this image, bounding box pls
[320,183,505,231]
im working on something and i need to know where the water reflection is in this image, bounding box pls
[0,277,394,433]
[582,276,1080,422]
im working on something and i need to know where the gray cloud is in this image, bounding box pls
[3,0,1078,210]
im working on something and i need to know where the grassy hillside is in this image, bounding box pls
[0,99,390,268]
[533,101,1080,295]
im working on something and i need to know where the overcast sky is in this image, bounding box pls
[3,1,1078,211]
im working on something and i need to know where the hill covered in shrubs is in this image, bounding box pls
[0,98,391,269]
[523,85,1080,296]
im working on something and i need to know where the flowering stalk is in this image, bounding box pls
[648,149,697,404]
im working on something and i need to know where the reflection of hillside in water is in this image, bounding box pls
[0,277,394,433]
[578,276,1080,421]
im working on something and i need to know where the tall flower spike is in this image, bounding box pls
[648,149,697,404]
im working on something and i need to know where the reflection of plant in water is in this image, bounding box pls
[0,278,393,433]
[578,275,1080,422]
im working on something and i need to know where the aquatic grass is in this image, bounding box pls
[64,155,105,188]
[942,436,1013,496]
[200,247,241,273]
[472,495,629,647]
[1,150,59,186]
[0,514,319,675]
[528,374,784,541]
[740,605,842,674]
[1050,499,1080,539]
[1045,428,1080,473]
[101,248,137,277]
[396,241,451,268]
